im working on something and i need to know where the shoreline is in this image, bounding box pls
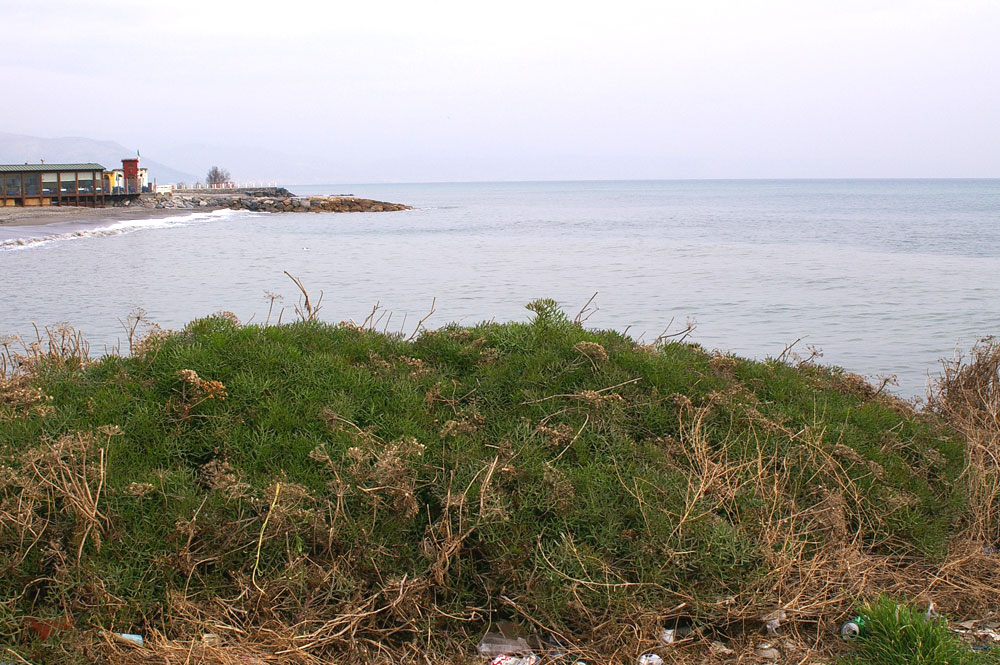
[1,192,410,229]
[0,205,207,229]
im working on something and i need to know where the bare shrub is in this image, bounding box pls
[1,323,89,379]
[7,430,115,563]
[929,337,1000,543]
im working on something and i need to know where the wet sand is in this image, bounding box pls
[0,205,213,228]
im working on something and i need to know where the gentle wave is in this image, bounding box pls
[0,209,242,251]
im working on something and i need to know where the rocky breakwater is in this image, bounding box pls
[229,195,411,213]
[126,190,410,214]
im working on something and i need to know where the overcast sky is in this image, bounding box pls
[3,0,998,182]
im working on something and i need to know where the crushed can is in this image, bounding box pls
[840,616,865,640]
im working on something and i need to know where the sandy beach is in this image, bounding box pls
[0,205,204,228]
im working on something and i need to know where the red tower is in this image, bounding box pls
[121,158,139,194]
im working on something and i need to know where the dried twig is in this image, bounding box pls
[252,482,281,592]
[406,297,437,342]
[573,291,599,327]
[284,271,324,321]
[521,377,642,405]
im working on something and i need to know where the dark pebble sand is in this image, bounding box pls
[0,205,203,228]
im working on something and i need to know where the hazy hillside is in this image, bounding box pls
[0,132,197,185]
[150,142,321,185]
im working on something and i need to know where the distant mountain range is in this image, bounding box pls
[148,142,324,187]
[0,132,197,185]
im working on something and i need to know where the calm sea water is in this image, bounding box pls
[1,180,998,398]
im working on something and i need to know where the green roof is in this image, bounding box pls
[0,163,106,173]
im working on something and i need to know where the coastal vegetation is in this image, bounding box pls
[1,300,998,664]
[842,596,997,665]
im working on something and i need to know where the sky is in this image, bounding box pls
[2,0,998,183]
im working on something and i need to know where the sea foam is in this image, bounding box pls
[0,208,241,251]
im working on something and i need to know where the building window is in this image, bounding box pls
[41,172,58,195]
[4,174,21,197]
[23,173,40,196]
[60,172,77,194]
[78,174,94,194]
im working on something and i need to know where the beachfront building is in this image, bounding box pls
[106,160,150,194]
[121,158,149,194]
[0,163,107,207]
[104,169,124,194]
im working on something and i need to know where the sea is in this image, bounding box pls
[1,179,998,398]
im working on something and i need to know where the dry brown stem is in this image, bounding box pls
[283,271,324,322]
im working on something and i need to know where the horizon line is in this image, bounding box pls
[284,176,1000,187]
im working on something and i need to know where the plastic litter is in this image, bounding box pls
[756,643,780,660]
[925,602,940,621]
[637,654,663,665]
[660,628,676,644]
[26,617,73,640]
[952,620,1000,643]
[708,641,735,656]
[764,609,786,636]
[117,633,144,646]
[489,656,538,665]
[477,633,533,658]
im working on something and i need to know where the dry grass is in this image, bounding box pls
[928,337,1000,545]
[1,324,89,378]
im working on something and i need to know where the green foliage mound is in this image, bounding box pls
[845,596,986,665]
[0,302,967,661]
